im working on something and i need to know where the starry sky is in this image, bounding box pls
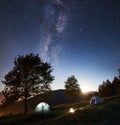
[0,0,120,92]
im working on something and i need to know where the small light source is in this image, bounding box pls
[69,108,75,113]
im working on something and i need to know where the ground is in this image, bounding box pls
[0,95,120,125]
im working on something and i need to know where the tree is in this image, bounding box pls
[105,79,113,97]
[112,77,120,95]
[2,53,54,115]
[99,80,113,97]
[64,75,81,101]
[98,82,105,97]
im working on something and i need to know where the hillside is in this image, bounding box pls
[0,89,82,115]
[0,95,120,125]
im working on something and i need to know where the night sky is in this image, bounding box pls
[0,0,120,92]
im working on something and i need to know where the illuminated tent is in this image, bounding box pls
[89,96,104,105]
[34,102,50,114]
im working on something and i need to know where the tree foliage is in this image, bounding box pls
[2,86,20,105]
[2,53,54,115]
[99,77,120,97]
[64,75,81,101]
[112,77,120,95]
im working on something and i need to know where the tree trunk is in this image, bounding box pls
[24,93,27,115]
[24,84,28,115]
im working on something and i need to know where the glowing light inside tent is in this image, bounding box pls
[34,102,50,114]
[69,108,75,113]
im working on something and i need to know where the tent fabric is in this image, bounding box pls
[89,96,104,105]
[34,102,50,114]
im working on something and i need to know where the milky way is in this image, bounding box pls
[0,0,120,92]
[39,0,67,63]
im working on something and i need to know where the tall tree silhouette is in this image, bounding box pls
[112,77,120,95]
[64,75,81,101]
[98,81,106,97]
[2,53,54,115]
[105,79,113,97]
[99,80,113,97]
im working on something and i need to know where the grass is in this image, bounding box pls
[0,95,120,125]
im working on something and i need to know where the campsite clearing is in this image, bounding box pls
[0,95,120,125]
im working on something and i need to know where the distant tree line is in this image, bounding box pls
[98,77,120,97]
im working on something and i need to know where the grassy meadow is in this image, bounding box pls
[0,95,120,125]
